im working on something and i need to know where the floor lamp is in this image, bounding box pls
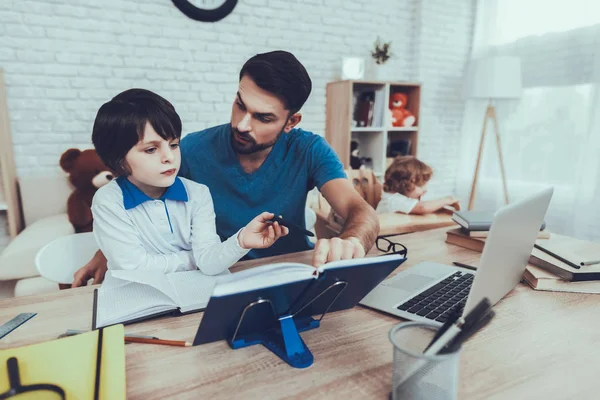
[463,56,522,210]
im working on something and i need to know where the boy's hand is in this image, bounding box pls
[445,196,461,211]
[238,212,289,249]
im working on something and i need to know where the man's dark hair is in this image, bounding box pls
[239,50,312,115]
[92,88,182,175]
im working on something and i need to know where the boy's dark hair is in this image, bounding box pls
[383,156,433,195]
[239,50,312,115]
[92,88,182,175]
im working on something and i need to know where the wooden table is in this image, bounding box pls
[377,211,456,236]
[315,208,457,238]
[2,228,600,399]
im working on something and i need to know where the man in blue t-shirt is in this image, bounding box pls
[73,50,379,286]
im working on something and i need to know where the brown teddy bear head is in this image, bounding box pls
[59,148,114,190]
[389,92,408,110]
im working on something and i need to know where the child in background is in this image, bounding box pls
[91,88,288,276]
[376,156,460,215]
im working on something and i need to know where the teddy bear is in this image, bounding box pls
[389,93,416,127]
[59,148,115,233]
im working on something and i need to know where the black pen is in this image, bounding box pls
[534,244,580,269]
[439,298,494,354]
[442,309,495,354]
[424,305,462,352]
[452,261,477,271]
[269,215,315,237]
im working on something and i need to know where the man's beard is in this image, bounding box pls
[230,127,283,155]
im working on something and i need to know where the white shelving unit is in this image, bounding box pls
[325,80,421,179]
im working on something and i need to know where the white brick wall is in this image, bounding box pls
[0,0,475,250]
[413,0,476,199]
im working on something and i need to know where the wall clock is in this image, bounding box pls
[172,0,238,22]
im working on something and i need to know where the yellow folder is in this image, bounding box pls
[0,324,126,399]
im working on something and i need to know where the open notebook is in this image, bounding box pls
[93,269,230,329]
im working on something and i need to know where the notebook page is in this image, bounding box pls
[166,270,231,311]
[108,270,178,301]
[97,282,176,327]
[212,263,316,297]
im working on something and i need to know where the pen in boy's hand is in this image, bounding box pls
[269,215,315,237]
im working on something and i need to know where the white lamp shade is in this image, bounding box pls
[463,56,523,99]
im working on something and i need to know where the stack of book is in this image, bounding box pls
[452,210,550,239]
[445,221,600,294]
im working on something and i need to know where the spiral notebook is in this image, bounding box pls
[0,325,125,399]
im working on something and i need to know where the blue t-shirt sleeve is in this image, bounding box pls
[308,136,347,190]
[178,135,192,180]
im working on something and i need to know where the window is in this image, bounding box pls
[492,0,600,45]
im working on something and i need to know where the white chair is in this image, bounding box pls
[0,175,75,297]
[35,232,98,285]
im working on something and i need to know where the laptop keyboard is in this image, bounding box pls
[396,271,474,323]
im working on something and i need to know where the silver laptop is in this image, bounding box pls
[360,187,554,325]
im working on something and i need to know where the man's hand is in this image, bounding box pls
[312,236,365,267]
[318,178,379,260]
[71,250,108,287]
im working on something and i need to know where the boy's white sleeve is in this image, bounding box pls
[92,193,194,273]
[377,193,419,214]
[189,185,250,275]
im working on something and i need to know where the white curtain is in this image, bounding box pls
[456,0,600,240]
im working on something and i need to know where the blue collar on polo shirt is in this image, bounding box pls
[116,176,188,210]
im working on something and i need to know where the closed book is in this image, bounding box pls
[529,243,600,282]
[93,269,230,329]
[452,211,495,231]
[445,228,485,252]
[453,211,546,232]
[523,265,600,294]
[446,228,600,283]
[0,325,126,399]
[467,229,551,239]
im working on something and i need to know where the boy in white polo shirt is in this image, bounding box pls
[90,88,288,275]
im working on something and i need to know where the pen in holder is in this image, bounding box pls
[389,322,461,400]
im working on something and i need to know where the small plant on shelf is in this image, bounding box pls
[371,37,392,65]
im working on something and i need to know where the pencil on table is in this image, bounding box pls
[125,337,192,347]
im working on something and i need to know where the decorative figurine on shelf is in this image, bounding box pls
[350,140,373,170]
[354,91,375,127]
[350,140,362,169]
[389,93,416,127]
